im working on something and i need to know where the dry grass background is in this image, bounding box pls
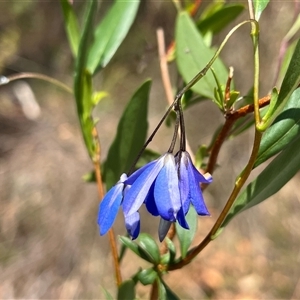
[0,1,300,299]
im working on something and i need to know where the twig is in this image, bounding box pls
[169,129,263,270]
[205,95,270,175]
[93,127,122,286]
[1,72,73,94]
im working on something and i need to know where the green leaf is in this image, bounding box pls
[253,0,269,20]
[175,206,197,258]
[87,0,140,73]
[219,134,300,231]
[119,236,156,264]
[117,280,136,300]
[74,0,97,160]
[254,88,300,168]
[157,278,180,300]
[105,80,151,189]
[197,4,245,35]
[261,39,300,130]
[60,0,80,57]
[176,12,228,99]
[278,40,298,86]
[137,268,158,285]
[138,233,161,265]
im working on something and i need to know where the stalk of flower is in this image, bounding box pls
[97,97,212,240]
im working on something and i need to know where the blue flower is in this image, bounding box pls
[97,151,212,240]
[176,151,212,217]
[123,153,183,224]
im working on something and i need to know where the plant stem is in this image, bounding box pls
[169,8,263,271]
[157,28,194,159]
[1,72,73,94]
[93,128,122,286]
[205,95,270,176]
[169,129,263,270]
[177,20,258,99]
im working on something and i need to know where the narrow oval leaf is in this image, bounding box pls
[105,80,151,189]
[254,88,300,167]
[176,12,228,99]
[117,280,136,300]
[197,4,245,35]
[261,39,300,129]
[119,236,155,263]
[175,206,197,258]
[220,134,300,231]
[254,0,270,20]
[138,233,160,265]
[277,40,298,86]
[88,0,140,73]
[60,0,80,57]
[137,268,158,285]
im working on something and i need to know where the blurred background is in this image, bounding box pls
[0,1,300,299]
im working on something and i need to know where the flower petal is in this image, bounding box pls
[187,169,210,216]
[154,154,181,221]
[125,160,157,185]
[98,183,124,235]
[158,218,172,242]
[191,164,212,184]
[176,207,189,229]
[145,184,159,216]
[122,155,166,216]
[178,153,191,214]
[125,212,140,239]
[182,151,210,216]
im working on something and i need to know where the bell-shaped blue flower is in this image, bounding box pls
[98,150,212,240]
[176,151,212,216]
[123,153,183,222]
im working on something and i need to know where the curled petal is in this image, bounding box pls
[98,183,124,235]
[154,154,180,221]
[122,155,166,216]
[125,212,140,239]
[191,164,212,184]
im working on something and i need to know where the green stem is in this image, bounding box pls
[249,24,261,128]
[169,129,263,270]
[1,72,73,94]
[169,11,262,271]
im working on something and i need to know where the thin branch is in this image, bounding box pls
[1,72,73,94]
[205,95,270,175]
[93,127,122,286]
[169,129,263,270]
